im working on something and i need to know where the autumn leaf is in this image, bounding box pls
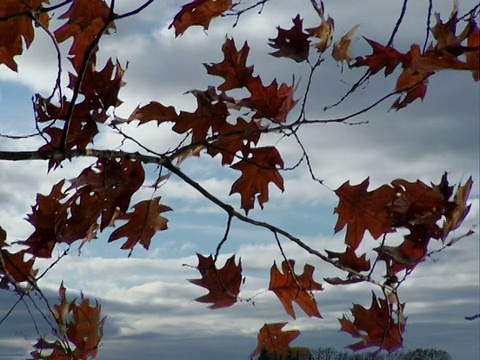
[206,117,261,165]
[466,21,480,81]
[431,2,473,51]
[204,37,254,91]
[269,14,310,62]
[108,197,172,252]
[189,253,242,309]
[332,24,359,63]
[172,87,229,144]
[0,247,37,289]
[250,323,300,357]
[340,292,405,352]
[375,240,427,274]
[230,146,284,213]
[243,76,298,123]
[23,180,69,258]
[325,246,371,273]
[334,178,396,250]
[169,0,232,37]
[269,259,323,319]
[306,15,334,53]
[352,38,405,75]
[0,0,49,71]
[442,177,473,240]
[54,0,114,71]
[123,101,177,125]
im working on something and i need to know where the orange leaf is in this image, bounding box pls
[204,37,254,91]
[466,21,480,81]
[339,292,405,352]
[189,253,242,309]
[169,0,232,37]
[334,178,395,250]
[108,197,172,252]
[332,24,359,63]
[268,14,310,62]
[250,322,300,357]
[306,15,335,53]
[230,146,284,213]
[268,259,323,319]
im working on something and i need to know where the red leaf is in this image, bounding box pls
[352,38,405,75]
[0,0,49,71]
[204,37,254,91]
[108,197,172,252]
[268,259,323,319]
[250,323,300,357]
[125,101,177,125]
[169,0,232,37]
[339,292,405,352]
[325,246,371,273]
[189,253,242,309]
[334,178,395,250]
[243,76,298,123]
[230,146,284,213]
[54,0,114,71]
[269,14,310,62]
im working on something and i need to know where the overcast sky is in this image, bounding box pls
[0,0,479,359]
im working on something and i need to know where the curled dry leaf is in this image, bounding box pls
[251,322,300,357]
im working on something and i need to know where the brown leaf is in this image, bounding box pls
[268,259,323,319]
[250,322,300,357]
[442,177,473,240]
[54,0,114,71]
[334,178,395,250]
[108,197,172,252]
[306,15,335,53]
[325,246,371,272]
[0,0,49,71]
[169,0,232,37]
[243,76,298,123]
[189,253,242,309]
[230,146,284,213]
[125,101,177,125]
[204,37,254,91]
[332,24,359,63]
[339,292,405,352]
[269,14,310,62]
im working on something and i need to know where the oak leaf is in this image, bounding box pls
[125,101,177,125]
[352,38,405,75]
[442,177,473,240]
[375,240,427,274]
[172,87,229,144]
[466,21,480,81]
[325,246,371,273]
[250,323,300,357]
[204,38,254,91]
[206,117,261,165]
[108,197,172,252]
[339,292,405,352]
[0,0,49,71]
[334,178,395,250]
[268,259,323,319]
[54,0,114,71]
[243,76,298,123]
[306,15,335,53]
[230,146,284,213]
[332,24,359,63]
[169,0,232,37]
[189,253,242,309]
[269,14,310,62]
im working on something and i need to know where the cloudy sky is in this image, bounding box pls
[0,0,479,359]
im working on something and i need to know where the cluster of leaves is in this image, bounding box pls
[0,0,477,359]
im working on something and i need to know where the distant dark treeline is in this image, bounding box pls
[254,347,452,360]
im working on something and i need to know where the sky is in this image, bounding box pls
[0,0,479,359]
